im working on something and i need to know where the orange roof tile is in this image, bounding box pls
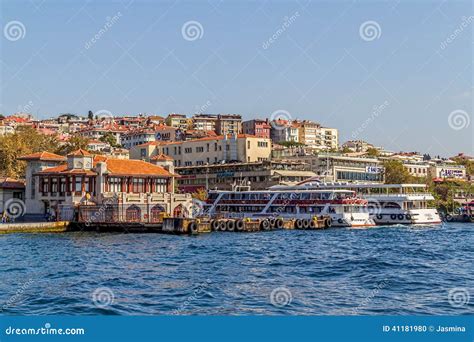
[36,157,174,177]
[37,164,97,176]
[104,158,174,177]
[150,153,173,161]
[17,151,66,161]
[155,125,176,131]
[0,177,25,189]
[68,149,92,156]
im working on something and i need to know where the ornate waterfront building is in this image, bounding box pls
[18,149,192,220]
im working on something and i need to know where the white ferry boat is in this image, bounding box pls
[205,186,375,227]
[271,180,441,225]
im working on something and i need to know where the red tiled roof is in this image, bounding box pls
[150,153,173,161]
[17,151,66,161]
[0,177,25,189]
[68,149,92,156]
[5,116,30,123]
[37,164,97,176]
[38,155,174,178]
[103,158,174,177]
[154,125,176,131]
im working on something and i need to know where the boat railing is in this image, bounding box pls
[364,192,433,198]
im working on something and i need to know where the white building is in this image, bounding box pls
[130,134,272,167]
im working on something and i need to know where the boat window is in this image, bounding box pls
[208,193,219,200]
[300,193,310,200]
[384,202,401,209]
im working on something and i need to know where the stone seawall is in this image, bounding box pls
[0,221,71,234]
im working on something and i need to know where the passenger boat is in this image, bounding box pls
[271,180,441,225]
[205,186,375,227]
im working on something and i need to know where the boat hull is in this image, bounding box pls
[371,208,441,225]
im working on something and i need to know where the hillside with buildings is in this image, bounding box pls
[0,111,472,217]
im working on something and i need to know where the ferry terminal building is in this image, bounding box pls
[18,149,192,221]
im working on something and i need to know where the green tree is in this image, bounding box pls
[55,135,90,155]
[88,110,94,120]
[99,131,118,147]
[382,160,412,184]
[340,146,352,153]
[451,156,474,176]
[191,188,208,201]
[366,147,380,157]
[0,126,59,178]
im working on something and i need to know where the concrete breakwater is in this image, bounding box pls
[0,221,71,234]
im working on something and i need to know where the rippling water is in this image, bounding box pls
[0,223,472,315]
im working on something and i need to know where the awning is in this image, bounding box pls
[274,170,316,177]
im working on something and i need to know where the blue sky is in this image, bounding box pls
[0,0,472,156]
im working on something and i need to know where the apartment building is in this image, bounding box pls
[429,164,466,180]
[165,114,191,130]
[215,114,242,135]
[176,160,316,192]
[120,126,179,149]
[342,140,375,152]
[120,129,156,149]
[130,134,272,167]
[242,119,271,139]
[295,120,320,146]
[319,127,339,150]
[270,120,299,143]
[403,162,430,178]
[192,114,217,131]
[78,125,127,144]
[274,153,384,183]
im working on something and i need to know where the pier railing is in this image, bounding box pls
[75,204,190,224]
